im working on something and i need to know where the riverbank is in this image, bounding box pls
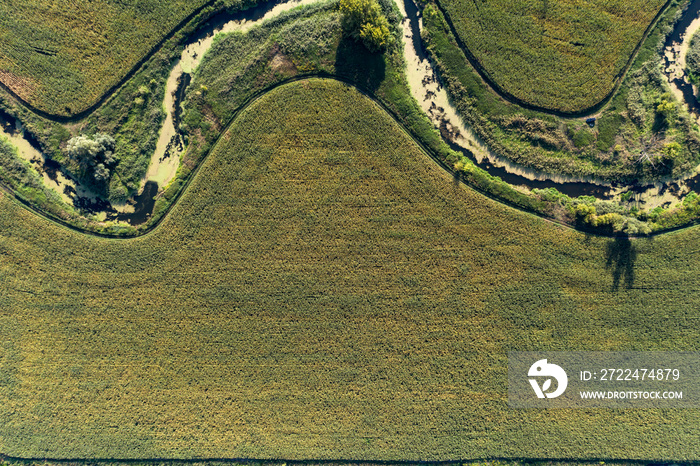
[1,0,700,236]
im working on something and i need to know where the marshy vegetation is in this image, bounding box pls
[1,0,700,238]
[420,0,700,232]
[686,29,700,82]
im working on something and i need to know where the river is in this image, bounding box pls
[398,0,700,210]
[1,0,700,224]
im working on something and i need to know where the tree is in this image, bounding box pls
[338,0,391,52]
[654,93,676,129]
[66,133,117,183]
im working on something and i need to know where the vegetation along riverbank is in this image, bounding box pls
[2,0,700,239]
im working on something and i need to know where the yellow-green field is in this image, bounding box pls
[0,79,698,459]
[0,0,214,116]
[436,0,668,112]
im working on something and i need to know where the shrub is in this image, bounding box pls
[338,0,390,51]
[687,33,700,82]
[65,133,117,184]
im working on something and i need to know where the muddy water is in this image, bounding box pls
[397,0,616,199]
[134,0,321,220]
[112,181,159,225]
[0,109,99,205]
[142,68,187,192]
[143,0,321,197]
[663,0,700,115]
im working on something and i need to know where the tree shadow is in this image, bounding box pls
[334,35,386,94]
[605,236,637,291]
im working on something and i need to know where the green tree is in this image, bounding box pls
[338,0,391,52]
[66,133,117,182]
[655,93,676,128]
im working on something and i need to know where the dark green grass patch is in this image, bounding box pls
[568,124,595,148]
[597,113,626,151]
[0,79,699,459]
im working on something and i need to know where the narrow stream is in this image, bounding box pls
[663,0,700,113]
[398,0,616,199]
[3,0,700,225]
[0,108,97,206]
[399,0,700,209]
[134,0,319,222]
[0,0,318,225]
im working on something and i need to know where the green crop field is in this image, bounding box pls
[436,0,668,112]
[0,0,228,116]
[0,79,698,459]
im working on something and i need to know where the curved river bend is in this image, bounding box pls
[2,0,700,224]
[401,0,700,210]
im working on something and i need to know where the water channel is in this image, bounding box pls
[398,0,700,210]
[2,0,700,224]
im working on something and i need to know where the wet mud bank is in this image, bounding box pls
[663,0,700,113]
[403,0,700,208]
[4,0,700,231]
[0,108,86,205]
[399,0,617,199]
[0,0,313,226]
[440,134,615,199]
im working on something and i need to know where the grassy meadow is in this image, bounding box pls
[0,79,698,459]
[435,0,668,113]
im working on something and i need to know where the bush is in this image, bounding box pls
[338,0,390,51]
[687,33,700,82]
[66,133,117,181]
